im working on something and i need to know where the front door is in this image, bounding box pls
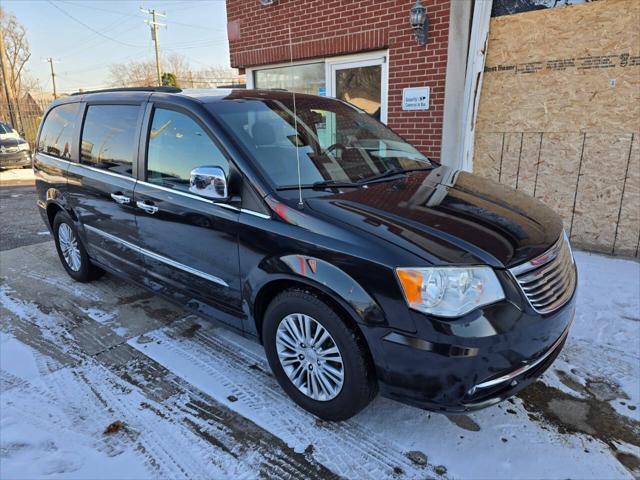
[133,105,243,329]
[66,102,146,282]
[327,55,387,123]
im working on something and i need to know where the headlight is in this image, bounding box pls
[395,266,505,318]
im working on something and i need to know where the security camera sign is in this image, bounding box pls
[402,86,430,111]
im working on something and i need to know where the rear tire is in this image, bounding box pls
[52,211,104,282]
[263,288,377,421]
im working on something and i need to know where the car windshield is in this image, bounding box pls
[0,122,12,134]
[209,92,432,188]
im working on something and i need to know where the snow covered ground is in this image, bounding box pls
[0,242,638,479]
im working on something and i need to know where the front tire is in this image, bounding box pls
[53,211,104,282]
[263,288,377,421]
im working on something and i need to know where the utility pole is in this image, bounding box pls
[0,29,17,128]
[45,58,59,99]
[140,8,166,87]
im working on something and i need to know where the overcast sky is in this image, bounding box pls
[4,0,230,94]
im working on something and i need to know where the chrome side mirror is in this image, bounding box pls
[189,166,228,200]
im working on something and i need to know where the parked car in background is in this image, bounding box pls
[33,87,577,421]
[0,121,31,169]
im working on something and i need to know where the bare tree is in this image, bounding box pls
[0,9,33,100]
[109,58,157,87]
[108,52,242,89]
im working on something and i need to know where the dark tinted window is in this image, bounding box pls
[80,105,139,176]
[37,103,80,159]
[146,108,229,192]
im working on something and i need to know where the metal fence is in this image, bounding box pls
[0,96,52,147]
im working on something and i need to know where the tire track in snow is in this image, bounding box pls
[130,318,443,479]
[99,343,337,480]
[1,288,334,479]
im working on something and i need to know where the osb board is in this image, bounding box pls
[499,133,522,189]
[614,133,640,256]
[476,0,640,133]
[473,132,502,182]
[534,133,584,229]
[571,133,633,252]
[515,133,543,196]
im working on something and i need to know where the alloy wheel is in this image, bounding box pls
[276,313,345,401]
[58,223,82,272]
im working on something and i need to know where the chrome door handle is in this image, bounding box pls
[110,193,130,204]
[136,200,159,214]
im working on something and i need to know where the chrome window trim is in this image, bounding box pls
[37,152,136,182]
[77,162,136,181]
[241,208,271,219]
[137,180,270,219]
[84,224,229,287]
[36,154,271,219]
[37,152,74,164]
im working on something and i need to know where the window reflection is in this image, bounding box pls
[146,108,229,193]
[80,105,139,176]
[38,103,80,159]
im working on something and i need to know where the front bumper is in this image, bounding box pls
[371,269,577,413]
[0,150,31,169]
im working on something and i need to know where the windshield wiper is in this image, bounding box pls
[311,179,360,190]
[359,166,433,184]
[276,180,360,191]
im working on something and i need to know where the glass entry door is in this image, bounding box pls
[327,56,387,123]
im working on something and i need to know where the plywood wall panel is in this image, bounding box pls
[476,0,640,134]
[571,133,633,251]
[516,132,543,196]
[614,133,640,256]
[472,0,640,256]
[499,133,522,189]
[473,132,503,182]
[535,133,584,230]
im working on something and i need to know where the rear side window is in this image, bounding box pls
[37,103,80,159]
[146,108,229,192]
[80,105,140,177]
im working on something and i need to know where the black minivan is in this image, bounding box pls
[34,87,576,420]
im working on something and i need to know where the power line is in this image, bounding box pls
[59,1,223,31]
[47,1,145,49]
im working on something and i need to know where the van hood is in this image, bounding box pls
[303,165,563,268]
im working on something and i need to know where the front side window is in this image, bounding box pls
[209,93,431,189]
[80,105,139,176]
[146,108,229,193]
[37,103,80,159]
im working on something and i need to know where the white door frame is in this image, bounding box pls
[460,0,493,172]
[325,51,389,124]
[246,51,389,123]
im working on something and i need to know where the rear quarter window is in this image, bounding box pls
[37,103,81,159]
[80,104,140,177]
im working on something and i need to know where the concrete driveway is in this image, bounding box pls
[1,180,638,479]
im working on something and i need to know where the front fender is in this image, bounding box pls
[246,254,386,335]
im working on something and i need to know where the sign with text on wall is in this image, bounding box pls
[402,86,430,111]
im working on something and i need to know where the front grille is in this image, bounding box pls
[510,232,577,314]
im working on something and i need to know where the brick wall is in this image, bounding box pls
[226,0,451,161]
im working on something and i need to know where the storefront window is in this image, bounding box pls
[254,63,325,96]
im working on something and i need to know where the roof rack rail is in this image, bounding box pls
[71,86,182,96]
